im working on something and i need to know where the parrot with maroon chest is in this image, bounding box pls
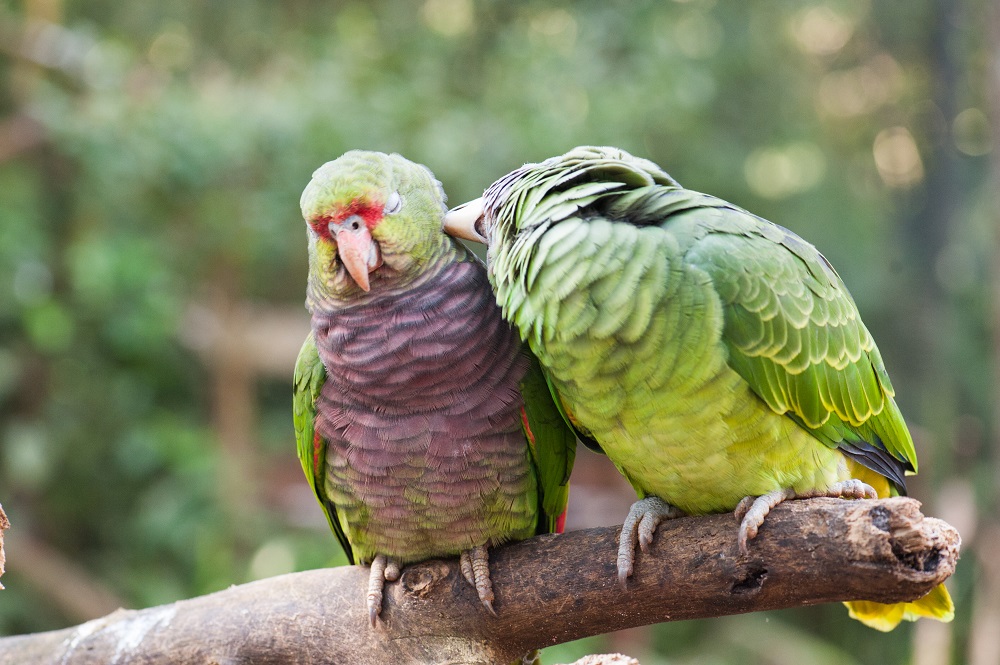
[293,151,575,626]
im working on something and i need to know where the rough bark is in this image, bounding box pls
[0,497,960,665]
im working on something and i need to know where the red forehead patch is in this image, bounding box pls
[310,198,384,239]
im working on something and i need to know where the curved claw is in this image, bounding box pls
[616,497,683,587]
[826,479,878,500]
[367,555,388,628]
[733,495,755,523]
[459,545,497,616]
[736,489,794,556]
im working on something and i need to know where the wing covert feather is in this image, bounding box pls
[679,205,917,476]
[483,147,916,488]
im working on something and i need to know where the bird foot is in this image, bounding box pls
[459,545,497,616]
[617,496,684,586]
[366,554,402,627]
[736,480,878,555]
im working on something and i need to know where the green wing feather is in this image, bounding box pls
[657,193,918,480]
[493,157,916,484]
[293,332,354,562]
[518,352,578,533]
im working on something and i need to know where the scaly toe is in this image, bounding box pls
[736,489,795,556]
[461,545,496,616]
[637,511,660,552]
[733,496,754,523]
[835,479,878,500]
[616,542,635,587]
[459,551,475,588]
[367,555,388,628]
[737,521,756,556]
[617,497,683,585]
[384,558,401,582]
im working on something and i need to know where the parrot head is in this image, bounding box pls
[443,146,680,248]
[300,150,449,300]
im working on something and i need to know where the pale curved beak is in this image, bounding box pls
[332,218,382,292]
[443,197,487,244]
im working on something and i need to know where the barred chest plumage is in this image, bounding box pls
[309,258,539,563]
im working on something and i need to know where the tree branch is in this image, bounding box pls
[0,497,960,665]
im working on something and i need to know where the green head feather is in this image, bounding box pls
[300,150,454,304]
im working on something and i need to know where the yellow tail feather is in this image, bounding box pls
[843,459,894,498]
[845,583,954,631]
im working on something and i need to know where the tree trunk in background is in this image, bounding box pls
[905,2,962,661]
[206,278,261,525]
[903,0,961,437]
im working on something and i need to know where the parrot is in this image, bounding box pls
[294,150,575,627]
[442,145,954,631]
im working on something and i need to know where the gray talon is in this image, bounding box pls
[617,497,683,586]
[460,545,496,615]
[367,554,388,628]
[736,480,880,554]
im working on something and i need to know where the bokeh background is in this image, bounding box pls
[0,0,996,663]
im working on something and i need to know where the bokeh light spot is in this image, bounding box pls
[744,142,826,199]
[421,0,474,37]
[873,126,923,188]
[952,108,992,156]
[790,5,855,56]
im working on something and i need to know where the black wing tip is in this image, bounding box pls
[839,436,912,495]
[579,433,605,455]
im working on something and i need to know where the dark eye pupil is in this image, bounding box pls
[351,221,360,230]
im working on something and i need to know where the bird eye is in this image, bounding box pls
[384,191,402,215]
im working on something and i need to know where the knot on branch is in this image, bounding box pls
[845,498,960,584]
[398,560,451,599]
[730,566,767,594]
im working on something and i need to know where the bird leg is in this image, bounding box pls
[366,554,402,627]
[736,479,878,555]
[459,545,497,616]
[617,496,685,586]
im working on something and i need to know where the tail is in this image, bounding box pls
[844,583,954,632]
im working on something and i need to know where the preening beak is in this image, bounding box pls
[331,215,382,292]
[443,197,487,244]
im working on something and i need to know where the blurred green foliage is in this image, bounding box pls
[0,0,996,662]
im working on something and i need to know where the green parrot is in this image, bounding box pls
[443,145,954,631]
[294,150,575,626]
